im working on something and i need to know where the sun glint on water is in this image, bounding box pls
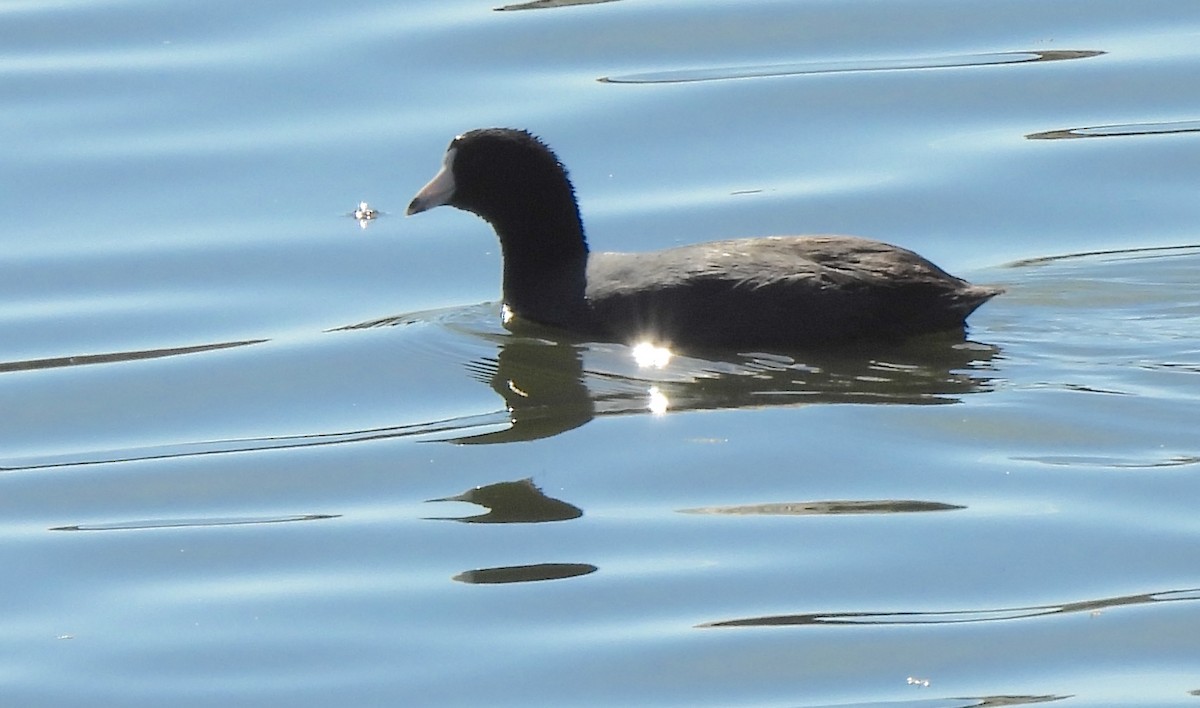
[631,341,673,369]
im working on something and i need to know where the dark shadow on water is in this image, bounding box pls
[424,479,968,585]
[425,478,583,523]
[678,499,965,516]
[494,0,618,10]
[967,698,1070,707]
[424,479,966,584]
[427,477,586,586]
[452,563,597,584]
[701,586,1200,628]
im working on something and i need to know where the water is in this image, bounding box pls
[3,0,1200,705]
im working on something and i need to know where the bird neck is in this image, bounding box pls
[492,211,590,327]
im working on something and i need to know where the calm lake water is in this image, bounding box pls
[3,0,1200,705]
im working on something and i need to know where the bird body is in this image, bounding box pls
[407,128,1001,348]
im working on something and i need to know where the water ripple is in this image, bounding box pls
[49,514,337,532]
[1027,119,1200,140]
[452,563,597,584]
[702,587,1200,628]
[495,0,618,10]
[1003,243,1200,268]
[0,413,511,472]
[0,339,265,374]
[600,50,1104,84]
[678,499,965,516]
[1012,454,1200,469]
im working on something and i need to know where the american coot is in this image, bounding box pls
[407,128,1002,348]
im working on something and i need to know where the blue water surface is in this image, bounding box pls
[3,0,1200,705]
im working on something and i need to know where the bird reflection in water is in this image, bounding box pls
[453,320,1001,444]
[454,335,594,444]
[335,302,1000,445]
